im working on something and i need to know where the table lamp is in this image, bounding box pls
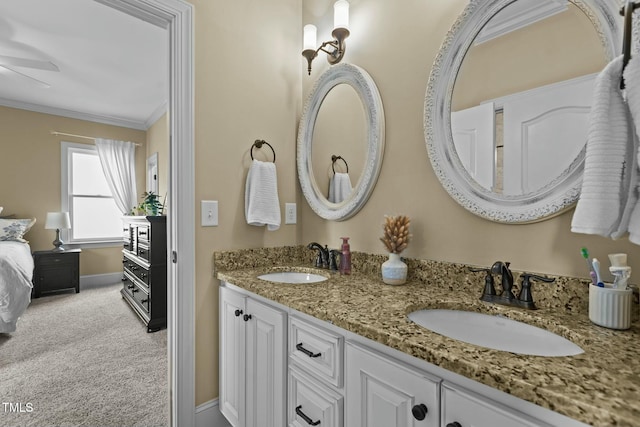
[45,212,71,252]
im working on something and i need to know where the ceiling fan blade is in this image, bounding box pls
[0,65,51,88]
[0,55,59,72]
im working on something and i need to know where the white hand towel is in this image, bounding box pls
[571,56,631,237]
[328,172,353,203]
[623,54,640,244]
[245,159,281,231]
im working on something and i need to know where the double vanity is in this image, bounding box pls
[216,246,639,427]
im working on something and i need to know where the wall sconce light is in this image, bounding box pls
[302,0,350,75]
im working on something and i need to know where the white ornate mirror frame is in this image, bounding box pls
[424,0,621,223]
[298,63,385,221]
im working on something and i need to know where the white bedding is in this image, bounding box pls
[0,241,33,333]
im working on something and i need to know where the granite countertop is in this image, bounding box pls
[214,249,640,427]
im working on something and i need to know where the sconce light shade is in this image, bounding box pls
[301,0,350,75]
[333,0,349,30]
[303,24,317,51]
[45,212,71,252]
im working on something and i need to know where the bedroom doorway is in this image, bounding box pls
[96,1,196,425]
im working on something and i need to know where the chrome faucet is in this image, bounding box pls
[473,261,555,310]
[307,242,339,271]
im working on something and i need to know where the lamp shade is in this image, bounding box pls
[45,212,71,230]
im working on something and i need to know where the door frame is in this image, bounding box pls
[95,0,195,425]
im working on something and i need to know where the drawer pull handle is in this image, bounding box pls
[127,285,135,289]
[121,277,127,282]
[412,403,428,421]
[243,314,252,321]
[141,298,149,304]
[132,288,139,293]
[446,423,462,427]
[141,273,147,279]
[295,405,320,426]
[296,343,321,358]
[234,309,243,317]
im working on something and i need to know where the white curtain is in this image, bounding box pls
[95,138,138,214]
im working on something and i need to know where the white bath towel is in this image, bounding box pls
[571,56,631,237]
[623,54,640,244]
[328,172,353,203]
[245,159,281,231]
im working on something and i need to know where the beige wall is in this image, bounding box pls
[190,0,301,405]
[0,106,147,276]
[146,112,169,204]
[300,1,640,279]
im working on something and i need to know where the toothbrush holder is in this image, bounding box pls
[589,283,632,330]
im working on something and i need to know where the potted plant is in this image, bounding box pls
[134,191,164,216]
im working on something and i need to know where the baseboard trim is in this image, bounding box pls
[80,273,122,290]
[196,399,229,427]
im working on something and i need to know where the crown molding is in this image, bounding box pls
[0,97,149,130]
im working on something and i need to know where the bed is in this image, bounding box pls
[0,215,36,333]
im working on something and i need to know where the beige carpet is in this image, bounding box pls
[0,283,168,427]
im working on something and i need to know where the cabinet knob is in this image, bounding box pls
[446,423,462,427]
[412,403,428,421]
[234,309,243,317]
[243,314,252,321]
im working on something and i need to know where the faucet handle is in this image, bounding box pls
[518,273,555,309]
[328,249,340,271]
[469,267,496,297]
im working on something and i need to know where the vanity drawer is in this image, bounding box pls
[441,382,551,427]
[289,315,343,388]
[289,365,343,427]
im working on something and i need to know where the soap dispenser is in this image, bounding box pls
[339,237,351,275]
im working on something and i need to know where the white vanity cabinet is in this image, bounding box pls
[441,383,552,427]
[346,342,440,427]
[219,286,287,427]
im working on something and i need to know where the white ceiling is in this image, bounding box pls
[0,0,168,130]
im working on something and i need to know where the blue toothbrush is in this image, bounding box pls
[592,258,605,287]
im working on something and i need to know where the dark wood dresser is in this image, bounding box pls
[32,249,82,298]
[121,216,167,332]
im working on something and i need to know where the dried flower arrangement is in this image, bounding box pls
[380,215,411,254]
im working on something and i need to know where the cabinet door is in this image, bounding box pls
[346,342,440,427]
[441,383,551,427]
[245,297,287,427]
[220,287,246,427]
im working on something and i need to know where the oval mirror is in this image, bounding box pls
[298,63,385,221]
[424,0,621,223]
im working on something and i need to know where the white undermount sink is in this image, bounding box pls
[257,271,329,284]
[407,309,583,357]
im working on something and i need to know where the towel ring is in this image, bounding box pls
[331,155,349,174]
[251,139,276,163]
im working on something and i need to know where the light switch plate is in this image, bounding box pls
[201,200,218,226]
[285,203,296,224]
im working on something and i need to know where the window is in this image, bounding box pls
[61,142,123,245]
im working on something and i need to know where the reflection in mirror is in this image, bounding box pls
[452,1,606,196]
[425,0,621,223]
[311,83,365,204]
[298,63,385,221]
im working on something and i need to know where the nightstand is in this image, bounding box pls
[32,249,82,298]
